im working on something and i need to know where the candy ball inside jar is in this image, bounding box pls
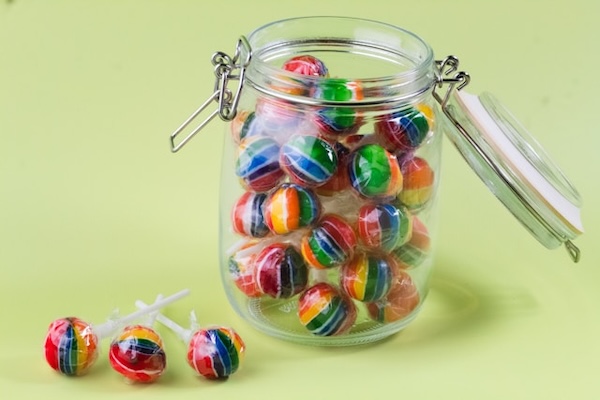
[44,317,99,376]
[280,134,338,187]
[374,104,433,152]
[235,136,285,192]
[108,325,166,383]
[300,214,357,269]
[228,239,262,298]
[282,55,329,77]
[263,183,321,235]
[348,143,403,199]
[187,327,245,380]
[312,78,363,137]
[398,156,435,211]
[231,191,269,238]
[392,216,431,268]
[254,243,309,299]
[298,282,357,336]
[341,251,397,302]
[358,202,413,252]
[366,269,420,323]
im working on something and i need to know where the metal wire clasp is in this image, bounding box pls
[169,36,252,152]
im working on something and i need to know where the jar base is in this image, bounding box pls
[245,296,423,346]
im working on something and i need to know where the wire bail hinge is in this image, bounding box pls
[169,36,252,153]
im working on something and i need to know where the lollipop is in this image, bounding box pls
[374,104,433,152]
[228,239,262,298]
[347,143,403,199]
[108,295,168,383]
[235,136,285,192]
[280,134,338,187]
[231,191,269,238]
[254,242,309,299]
[366,270,420,323]
[357,202,412,252]
[392,216,431,267]
[298,282,357,336]
[263,183,321,235]
[300,214,357,269]
[282,55,329,77]
[398,156,435,211]
[230,110,260,144]
[315,142,351,196]
[312,78,363,137]
[340,252,396,302]
[134,302,245,380]
[43,289,190,377]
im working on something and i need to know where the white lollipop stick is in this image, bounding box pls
[135,299,195,344]
[94,288,190,339]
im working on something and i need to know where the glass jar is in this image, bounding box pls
[169,17,583,346]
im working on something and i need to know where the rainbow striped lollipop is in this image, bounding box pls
[357,202,412,252]
[235,136,284,192]
[392,216,431,267]
[231,191,269,238]
[108,324,166,383]
[134,303,245,380]
[348,143,403,199]
[263,183,321,235]
[43,289,189,377]
[398,156,435,211]
[341,252,396,302]
[254,242,309,299]
[366,270,420,323]
[300,214,357,269]
[280,134,338,187]
[375,104,433,152]
[298,282,357,336]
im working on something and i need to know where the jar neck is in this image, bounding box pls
[245,17,436,108]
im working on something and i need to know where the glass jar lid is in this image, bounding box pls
[436,70,583,262]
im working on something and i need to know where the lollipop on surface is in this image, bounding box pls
[135,302,245,380]
[108,295,168,383]
[43,289,190,377]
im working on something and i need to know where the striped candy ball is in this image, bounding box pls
[235,136,284,192]
[108,325,166,383]
[315,142,351,196]
[358,202,412,252]
[366,270,420,323]
[280,135,338,187]
[348,144,403,198]
[254,243,309,299]
[44,317,98,376]
[392,216,431,267]
[300,214,357,269]
[313,78,363,137]
[230,110,260,144]
[341,252,396,302]
[231,191,269,238]
[263,183,321,235]
[398,156,435,211]
[187,327,245,380]
[298,282,357,336]
[282,55,329,77]
[228,239,262,298]
[375,104,433,152]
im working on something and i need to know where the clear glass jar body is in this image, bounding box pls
[220,17,442,345]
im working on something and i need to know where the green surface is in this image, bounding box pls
[1,0,598,399]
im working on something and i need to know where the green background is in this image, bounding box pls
[1,0,598,398]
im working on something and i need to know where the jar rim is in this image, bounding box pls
[245,16,436,107]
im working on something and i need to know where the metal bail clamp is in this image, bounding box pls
[169,36,252,153]
[433,55,581,263]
